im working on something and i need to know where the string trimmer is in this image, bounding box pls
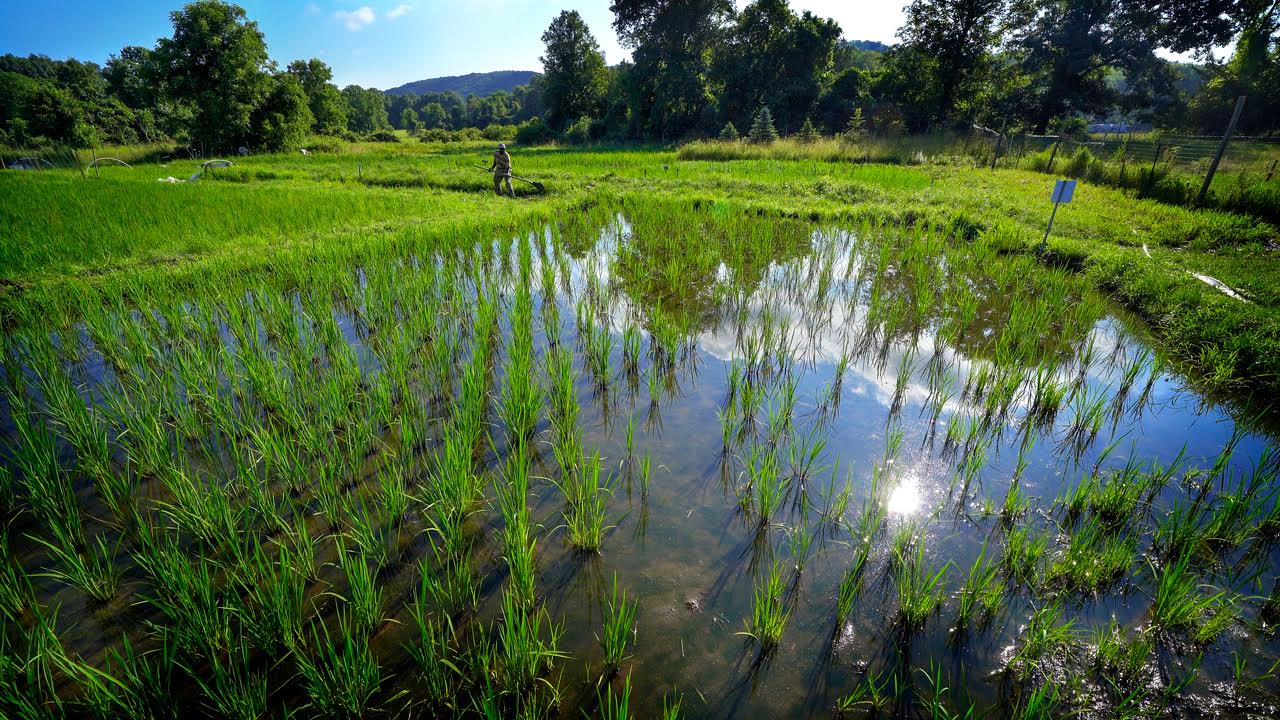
[473,165,545,193]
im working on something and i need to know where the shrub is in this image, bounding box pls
[1064,146,1095,177]
[364,130,400,143]
[515,117,553,146]
[719,122,739,141]
[564,117,591,146]
[481,124,517,141]
[748,107,778,144]
[417,128,453,143]
[305,137,344,154]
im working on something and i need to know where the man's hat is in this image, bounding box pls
[498,143,506,150]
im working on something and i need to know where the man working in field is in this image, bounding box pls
[487,143,515,198]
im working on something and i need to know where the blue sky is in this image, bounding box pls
[0,1,911,89]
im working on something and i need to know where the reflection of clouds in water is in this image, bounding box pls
[553,221,1163,433]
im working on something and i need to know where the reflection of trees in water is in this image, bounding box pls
[846,237,1100,368]
[607,207,817,340]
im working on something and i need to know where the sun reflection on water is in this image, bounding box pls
[886,476,923,515]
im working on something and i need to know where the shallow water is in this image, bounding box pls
[2,210,1278,718]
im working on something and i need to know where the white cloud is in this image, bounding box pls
[387,4,412,19]
[334,6,375,31]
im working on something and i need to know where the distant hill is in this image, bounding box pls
[384,70,538,97]
[846,39,891,52]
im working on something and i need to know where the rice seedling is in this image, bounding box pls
[1090,466,1150,528]
[955,541,1001,631]
[0,538,33,621]
[918,663,978,720]
[1048,520,1137,593]
[787,427,829,487]
[1147,550,1238,644]
[97,635,178,720]
[1003,526,1049,588]
[231,540,308,655]
[599,573,638,673]
[834,668,894,716]
[622,322,642,376]
[340,543,386,635]
[624,414,636,460]
[345,497,395,571]
[556,452,616,553]
[597,672,632,720]
[836,540,871,623]
[1093,619,1153,690]
[638,454,651,497]
[784,516,815,576]
[196,637,268,720]
[896,543,949,631]
[1010,682,1060,720]
[1001,480,1029,524]
[1007,604,1076,680]
[31,528,120,603]
[661,691,682,720]
[377,462,410,529]
[296,612,385,720]
[135,534,231,660]
[7,387,85,546]
[497,590,566,693]
[743,444,789,527]
[407,597,459,706]
[739,560,790,651]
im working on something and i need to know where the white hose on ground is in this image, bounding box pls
[1140,243,1250,303]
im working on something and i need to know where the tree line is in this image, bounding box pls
[541,0,1279,140]
[0,1,546,152]
[1,0,1277,154]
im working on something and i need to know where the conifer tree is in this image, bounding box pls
[719,121,739,140]
[797,117,819,144]
[748,106,778,144]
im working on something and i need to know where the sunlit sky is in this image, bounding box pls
[0,1,912,89]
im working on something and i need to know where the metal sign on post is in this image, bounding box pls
[1039,179,1076,256]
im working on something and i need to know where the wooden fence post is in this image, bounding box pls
[1196,95,1247,205]
[1144,142,1163,193]
[990,119,1007,171]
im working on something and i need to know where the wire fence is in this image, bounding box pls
[975,130,1280,178]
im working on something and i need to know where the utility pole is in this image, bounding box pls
[1196,95,1246,205]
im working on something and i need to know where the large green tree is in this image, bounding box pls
[342,85,389,133]
[153,0,273,152]
[1005,0,1252,131]
[253,73,312,150]
[1190,1,1280,134]
[611,0,732,139]
[540,10,610,130]
[898,0,1005,127]
[286,58,348,135]
[103,46,155,110]
[712,0,842,134]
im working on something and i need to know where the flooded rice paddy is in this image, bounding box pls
[2,205,1278,718]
